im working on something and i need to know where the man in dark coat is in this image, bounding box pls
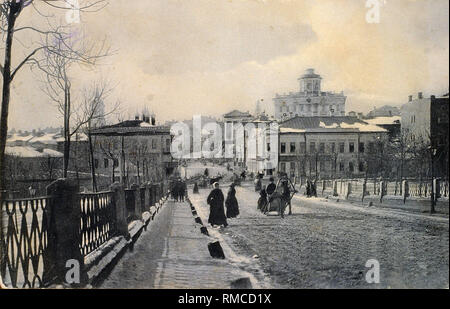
[225,183,239,218]
[207,182,228,227]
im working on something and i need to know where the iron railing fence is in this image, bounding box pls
[0,196,54,288]
[79,191,117,257]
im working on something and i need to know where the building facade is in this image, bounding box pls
[276,116,388,180]
[90,116,176,188]
[401,92,449,178]
[273,69,347,120]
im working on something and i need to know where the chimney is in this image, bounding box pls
[408,95,412,102]
[418,92,423,99]
[151,115,156,126]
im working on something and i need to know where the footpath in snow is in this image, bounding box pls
[100,199,262,288]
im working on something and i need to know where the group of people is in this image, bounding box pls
[257,176,293,216]
[207,182,240,228]
[170,178,187,202]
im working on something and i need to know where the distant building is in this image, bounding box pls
[273,69,346,120]
[401,92,449,178]
[90,114,176,187]
[276,116,388,180]
[366,105,400,118]
[4,146,63,197]
[365,116,401,138]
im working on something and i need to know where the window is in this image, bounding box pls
[309,142,316,153]
[359,142,365,153]
[339,142,345,153]
[280,163,286,172]
[267,143,271,151]
[349,162,354,173]
[368,142,374,153]
[152,139,157,149]
[104,158,109,168]
[319,143,325,153]
[94,159,99,169]
[113,158,119,168]
[290,162,296,175]
[300,105,304,111]
[166,138,171,149]
[330,142,336,153]
[319,160,325,171]
[290,142,296,153]
[281,143,286,154]
[339,162,344,172]
[300,142,306,153]
[359,161,364,172]
[349,142,355,153]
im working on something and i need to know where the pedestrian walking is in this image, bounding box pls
[225,183,239,218]
[193,182,199,194]
[281,178,292,215]
[207,182,228,228]
[306,179,311,197]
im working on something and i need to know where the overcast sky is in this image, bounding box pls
[5,0,449,130]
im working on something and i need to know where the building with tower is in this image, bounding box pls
[273,68,347,120]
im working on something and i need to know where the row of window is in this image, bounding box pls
[279,104,341,113]
[280,160,365,174]
[278,141,380,154]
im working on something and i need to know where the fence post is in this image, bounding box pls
[434,178,441,199]
[379,180,385,203]
[131,184,142,220]
[45,178,87,286]
[362,180,367,202]
[333,180,338,196]
[110,182,129,239]
[143,184,151,212]
[402,180,409,204]
[346,182,352,200]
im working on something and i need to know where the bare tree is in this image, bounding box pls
[40,30,110,178]
[128,139,150,185]
[78,80,119,191]
[97,135,118,183]
[0,0,108,192]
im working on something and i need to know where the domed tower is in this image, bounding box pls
[298,68,322,96]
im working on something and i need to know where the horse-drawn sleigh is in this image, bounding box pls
[258,177,297,218]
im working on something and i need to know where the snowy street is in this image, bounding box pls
[189,182,449,288]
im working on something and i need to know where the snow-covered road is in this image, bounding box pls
[189,182,449,288]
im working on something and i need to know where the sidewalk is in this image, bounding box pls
[100,199,257,289]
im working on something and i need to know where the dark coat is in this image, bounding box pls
[257,189,268,212]
[207,188,228,226]
[266,183,276,195]
[225,186,239,218]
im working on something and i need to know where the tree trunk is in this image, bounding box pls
[0,12,17,193]
[88,130,97,192]
[63,86,71,178]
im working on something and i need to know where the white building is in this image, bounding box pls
[273,68,346,120]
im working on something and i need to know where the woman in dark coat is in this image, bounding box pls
[225,183,239,218]
[207,183,228,227]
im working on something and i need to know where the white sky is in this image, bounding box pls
[4,0,449,130]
